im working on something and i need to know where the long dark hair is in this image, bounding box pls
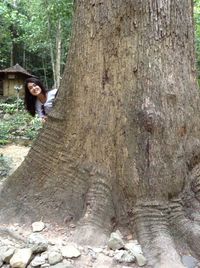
[24,77,47,117]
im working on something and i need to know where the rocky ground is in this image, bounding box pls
[0,219,145,268]
[0,144,199,268]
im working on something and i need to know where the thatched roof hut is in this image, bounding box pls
[0,64,33,97]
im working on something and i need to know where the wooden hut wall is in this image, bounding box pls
[3,74,25,97]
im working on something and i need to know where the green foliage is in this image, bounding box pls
[0,0,73,87]
[0,97,24,113]
[0,97,42,145]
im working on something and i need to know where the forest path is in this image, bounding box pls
[0,144,30,175]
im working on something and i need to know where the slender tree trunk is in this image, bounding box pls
[55,19,62,89]
[23,44,26,67]
[1,1,200,267]
[45,0,56,87]
[42,57,48,89]
[10,42,14,66]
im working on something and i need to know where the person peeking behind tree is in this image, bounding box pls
[24,77,57,122]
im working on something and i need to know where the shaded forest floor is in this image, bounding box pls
[0,144,30,176]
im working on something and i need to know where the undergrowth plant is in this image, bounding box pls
[0,97,42,145]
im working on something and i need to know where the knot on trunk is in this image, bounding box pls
[137,98,164,134]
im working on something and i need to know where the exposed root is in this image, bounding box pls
[133,202,185,268]
[170,199,200,258]
[71,177,115,246]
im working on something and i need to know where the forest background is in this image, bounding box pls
[0,0,73,90]
[0,0,73,145]
[1,0,200,89]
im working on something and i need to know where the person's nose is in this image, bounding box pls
[32,85,38,91]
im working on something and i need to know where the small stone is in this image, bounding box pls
[125,241,146,267]
[48,251,63,265]
[125,240,142,254]
[182,255,198,268]
[63,259,73,265]
[134,253,146,267]
[27,233,48,253]
[2,239,15,246]
[114,250,135,263]
[31,255,46,267]
[9,227,18,232]
[107,231,124,250]
[61,244,81,258]
[88,250,97,260]
[126,234,133,240]
[69,224,76,228]
[102,249,110,256]
[108,250,115,257]
[91,247,103,253]
[0,246,15,263]
[41,264,50,268]
[41,252,48,260]
[10,248,32,268]
[32,221,45,232]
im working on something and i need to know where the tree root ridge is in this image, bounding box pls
[81,177,115,229]
[133,203,185,268]
[170,200,200,258]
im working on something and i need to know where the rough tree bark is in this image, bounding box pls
[1,0,200,267]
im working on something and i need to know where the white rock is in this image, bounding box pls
[41,264,50,268]
[31,255,46,267]
[10,248,32,268]
[32,221,45,232]
[125,241,142,254]
[0,246,15,263]
[48,251,63,265]
[134,253,147,267]
[27,233,48,253]
[2,239,15,246]
[107,231,124,250]
[125,242,146,267]
[108,250,115,257]
[90,247,103,253]
[41,252,48,260]
[114,250,135,263]
[61,244,81,258]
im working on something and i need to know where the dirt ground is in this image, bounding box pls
[0,144,30,175]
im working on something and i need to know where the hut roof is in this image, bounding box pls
[0,63,32,77]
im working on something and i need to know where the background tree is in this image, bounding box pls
[1,1,200,267]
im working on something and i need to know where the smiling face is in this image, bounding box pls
[27,82,42,96]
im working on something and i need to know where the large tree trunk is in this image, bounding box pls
[1,1,200,267]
